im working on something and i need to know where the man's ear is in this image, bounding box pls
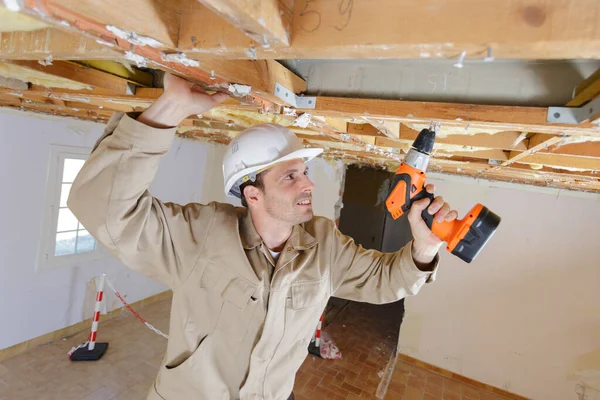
[243,185,261,206]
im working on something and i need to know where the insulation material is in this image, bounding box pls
[0,62,92,90]
[0,6,49,31]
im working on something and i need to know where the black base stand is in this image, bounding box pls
[70,343,109,361]
[308,341,321,358]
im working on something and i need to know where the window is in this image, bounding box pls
[38,145,104,269]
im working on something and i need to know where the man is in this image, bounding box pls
[68,74,457,400]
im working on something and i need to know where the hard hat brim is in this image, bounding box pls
[224,147,324,197]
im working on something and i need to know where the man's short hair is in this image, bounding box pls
[239,171,265,207]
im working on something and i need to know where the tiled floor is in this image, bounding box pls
[385,361,512,400]
[0,295,512,400]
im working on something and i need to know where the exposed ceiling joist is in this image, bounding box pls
[0,28,121,60]
[568,67,600,107]
[196,0,293,46]
[2,60,131,93]
[179,0,600,60]
[301,97,600,137]
[1,0,600,193]
[347,123,529,151]
[6,0,306,108]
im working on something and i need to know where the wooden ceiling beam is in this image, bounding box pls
[3,60,131,93]
[307,97,599,136]
[507,152,600,171]
[0,28,121,60]
[568,68,600,107]
[195,0,293,46]
[495,135,565,168]
[8,0,305,108]
[179,0,600,60]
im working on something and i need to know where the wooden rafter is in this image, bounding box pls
[568,68,600,107]
[196,0,293,46]
[301,97,599,137]
[179,0,600,60]
[1,0,600,193]
[7,0,306,109]
[0,28,121,60]
[2,60,131,93]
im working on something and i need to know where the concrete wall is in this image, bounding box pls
[0,109,344,350]
[398,174,600,400]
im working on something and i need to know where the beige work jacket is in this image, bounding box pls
[68,114,438,400]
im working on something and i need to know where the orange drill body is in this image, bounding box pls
[385,128,501,263]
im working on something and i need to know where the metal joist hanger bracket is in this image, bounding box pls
[274,82,316,109]
[547,96,600,124]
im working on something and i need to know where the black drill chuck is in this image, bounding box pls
[411,128,436,155]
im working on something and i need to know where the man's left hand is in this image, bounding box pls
[407,184,458,268]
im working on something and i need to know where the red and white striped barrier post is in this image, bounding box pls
[88,274,105,351]
[315,315,323,347]
[308,314,323,358]
[69,274,109,361]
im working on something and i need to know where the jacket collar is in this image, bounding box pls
[239,208,318,251]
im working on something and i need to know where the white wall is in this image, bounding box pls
[398,174,600,400]
[0,109,345,350]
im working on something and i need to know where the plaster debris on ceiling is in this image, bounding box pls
[124,51,147,68]
[293,113,312,128]
[244,47,257,59]
[106,25,163,48]
[38,55,53,66]
[228,83,252,97]
[283,107,297,116]
[96,39,115,47]
[160,52,200,67]
[3,0,22,11]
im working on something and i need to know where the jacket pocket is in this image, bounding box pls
[222,277,256,309]
[291,276,329,310]
[165,334,212,371]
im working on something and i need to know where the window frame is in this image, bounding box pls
[37,145,106,270]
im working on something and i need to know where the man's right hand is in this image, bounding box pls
[138,73,229,129]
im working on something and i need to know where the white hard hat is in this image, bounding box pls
[223,124,323,198]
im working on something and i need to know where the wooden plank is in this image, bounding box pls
[362,118,400,139]
[540,140,600,158]
[196,0,292,46]
[0,86,260,114]
[346,123,388,138]
[374,137,508,161]
[14,0,305,108]
[498,136,565,168]
[0,28,120,60]
[179,0,600,60]
[27,0,183,48]
[568,68,600,106]
[313,97,599,137]
[0,100,114,122]
[509,152,600,170]
[5,61,130,93]
[397,125,528,151]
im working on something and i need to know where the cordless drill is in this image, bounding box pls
[385,125,501,263]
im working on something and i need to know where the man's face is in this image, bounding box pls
[256,159,315,225]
